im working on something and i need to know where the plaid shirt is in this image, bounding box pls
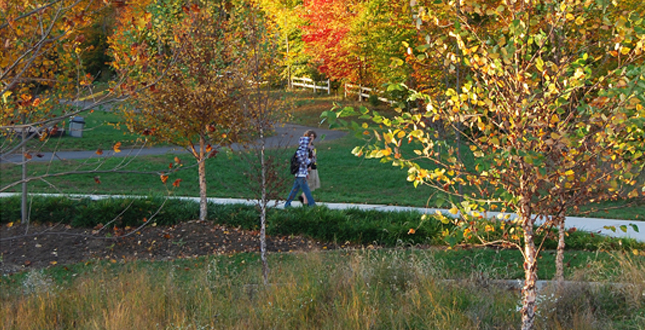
[295,136,311,178]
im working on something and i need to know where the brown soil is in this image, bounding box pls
[1,221,337,274]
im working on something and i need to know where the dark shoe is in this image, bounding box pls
[298,196,304,204]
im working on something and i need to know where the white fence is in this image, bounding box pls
[291,77,330,94]
[344,83,393,104]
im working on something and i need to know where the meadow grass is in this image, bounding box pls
[2,249,644,330]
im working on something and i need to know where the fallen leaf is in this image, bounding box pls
[94,176,101,184]
[50,261,57,265]
[113,142,121,153]
[96,148,103,155]
[408,228,416,235]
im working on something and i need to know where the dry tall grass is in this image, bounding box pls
[2,250,644,329]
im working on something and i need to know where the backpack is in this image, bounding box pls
[289,151,299,175]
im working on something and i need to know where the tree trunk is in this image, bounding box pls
[519,192,538,330]
[21,113,28,224]
[198,136,208,221]
[555,212,566,285]
[259,130,269,285]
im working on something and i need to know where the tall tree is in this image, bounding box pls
[234,4,291,284]
[109,0,251,221]
[255,0,311,84]
[324,1,645,329]
[300,0,365,82]
[351,0,416,88]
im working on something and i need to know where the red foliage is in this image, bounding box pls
[300,0,363,82]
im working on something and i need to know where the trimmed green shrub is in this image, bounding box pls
[1,196,642,251]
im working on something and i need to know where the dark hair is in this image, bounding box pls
[304,130,317,139]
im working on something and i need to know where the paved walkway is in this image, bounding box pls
[1,193,642,242]
[0,123,347,163]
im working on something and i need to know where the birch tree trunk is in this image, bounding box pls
[519,187,538,330]
[555,212,566,285]
[198,135,208,221]
[259,130,269,285]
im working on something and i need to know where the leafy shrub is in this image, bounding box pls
[1,196,642,250]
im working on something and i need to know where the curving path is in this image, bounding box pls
[0,123,347,163]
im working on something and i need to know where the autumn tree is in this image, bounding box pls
[325,1,645,329]
[1,0,131,223]
[1,0,112,153]
[299,0,366,83]
[255,0,312,84]
[109,1,257,221]
[230,4,292,284]
[351,0,416,89]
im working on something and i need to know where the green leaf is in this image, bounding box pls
[630,224,640,233]
[620,225,628,233]
[337,106,357,118]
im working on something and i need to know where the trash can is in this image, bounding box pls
[69,116,85,138]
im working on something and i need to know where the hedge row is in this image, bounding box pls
[1,196,642,250]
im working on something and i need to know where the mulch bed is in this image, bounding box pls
[1,221,337,274]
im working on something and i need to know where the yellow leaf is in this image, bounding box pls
[550,114,559,124]
[6,222,13,228]
[50,261,57,265]
[1,91,11,103]
[449,207,459,215]
[113,142,121,153]
[575,17,585,25]
[620,46,631,55]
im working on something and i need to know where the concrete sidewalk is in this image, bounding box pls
[2,193,642,242]
[0,123,347,163]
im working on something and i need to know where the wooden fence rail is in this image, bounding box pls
[344,83,393,104]
[291,77,330,94]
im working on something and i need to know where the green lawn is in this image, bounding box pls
[1,89,643,220]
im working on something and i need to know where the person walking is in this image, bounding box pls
[284,131,316,207]
[299,130,319,205]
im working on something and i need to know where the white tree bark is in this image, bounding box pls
[198,135,208,221]
[555,212,566,285]
[519,190,538,330]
